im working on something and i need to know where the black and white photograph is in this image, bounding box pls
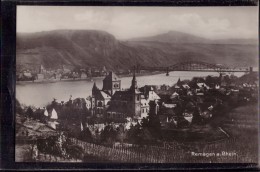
[15,6,259,163]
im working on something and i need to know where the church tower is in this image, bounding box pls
[130,69,141,118]
[91,82,99,115]
[102,71,121,96]
[130,69,138,90]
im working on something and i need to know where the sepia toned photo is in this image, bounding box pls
[15,6,259,163]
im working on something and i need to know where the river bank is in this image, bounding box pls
[16,70,243,107]
[16,71,165,85]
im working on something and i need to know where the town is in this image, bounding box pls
[16,64,132,82]
[16,69,258,162]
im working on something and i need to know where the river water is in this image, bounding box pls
[16,71,245,107]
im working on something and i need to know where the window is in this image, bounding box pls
[114,83,119,88]
[137,95,140,101]
[98,101,103,107]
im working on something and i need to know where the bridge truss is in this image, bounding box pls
[134,61,252,75]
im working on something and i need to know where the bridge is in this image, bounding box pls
[133,61,253,76]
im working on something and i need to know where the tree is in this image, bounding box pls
[116,124,126,143]
[100,125,117,144]
[126,123,143,144]
[191,107,202,125]
[141,101,162,141]
[26,107,34,118]
[79,127,93,142]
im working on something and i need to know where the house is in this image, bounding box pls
[23,71,33,78]
[162,103,177,109]
[215,84,220,89]
[141,85,160,102]
[53,73,62,80]
[197,82,210,90]
[173,84,181,91]
[187,90,193,96]
[171,78,181,91]
[125,117,138,130]
[80,72,88,79]
[85,96,92,110]
[181,84,190,90]
[183,111,193,124]
[140,96,149,119]
[36,74,44,81]
[170,92,179,99]
[47,108,59,130]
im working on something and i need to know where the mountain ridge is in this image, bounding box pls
[128,30,258,45]
[16,29,258,71]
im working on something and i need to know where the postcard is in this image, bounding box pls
[2,2,258,169]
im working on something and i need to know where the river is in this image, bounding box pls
[16,71,246,107]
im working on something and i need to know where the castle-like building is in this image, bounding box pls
[91,71,160,121]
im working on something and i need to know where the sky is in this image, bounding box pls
[17,6,258,40]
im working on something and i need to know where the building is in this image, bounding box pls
[91,72,121,117]
[23,71,32,78]
[36,74,44,81]
[91,82,111,117]
[85,96,92,110]
[80,72,88,79]
[106,71,142,120]
[102,71,121,96]
[140,85,160,102]
[91,70,161,123]
[140,96,149,119]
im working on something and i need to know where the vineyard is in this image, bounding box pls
[23,103,258,163]
[45,137,246,163]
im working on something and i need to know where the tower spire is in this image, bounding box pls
[177,77,181,86]
[92,82,99,95]
[130,67,137,90]
[93,82,97,90]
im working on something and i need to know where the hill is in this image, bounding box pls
[129,30,258,45]
[16,30,258,71]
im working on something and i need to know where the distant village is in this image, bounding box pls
[17,69,258,146]
[16,64,131,82]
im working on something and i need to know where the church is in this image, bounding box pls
[91,71,119,117]
[91,71,160,121]
[106,71,143,120]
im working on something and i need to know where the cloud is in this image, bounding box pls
[73,10,253,40]
[17,6,258,40]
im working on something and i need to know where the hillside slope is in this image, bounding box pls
[16,30,258,71]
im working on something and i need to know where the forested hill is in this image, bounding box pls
[17,30,258,71]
